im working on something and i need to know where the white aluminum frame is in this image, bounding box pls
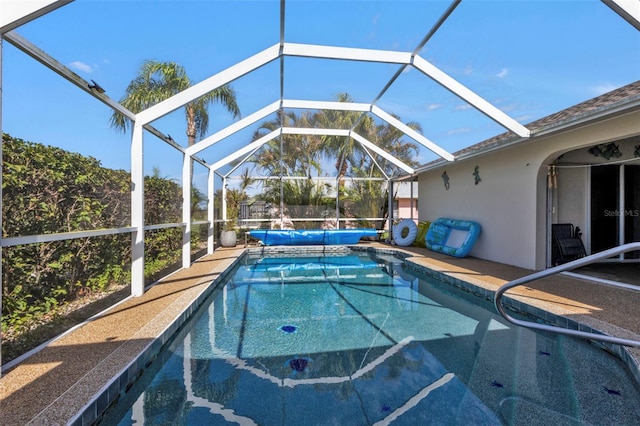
[1,0,637,375]
[602,0,640,31]
[0,0,72,33]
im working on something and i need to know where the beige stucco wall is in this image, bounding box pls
[418,109,640,270]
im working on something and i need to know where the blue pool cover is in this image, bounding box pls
[249,229,378,245]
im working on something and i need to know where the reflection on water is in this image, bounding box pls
[102,253,640,425]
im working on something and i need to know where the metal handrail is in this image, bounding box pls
[494,242,640,347]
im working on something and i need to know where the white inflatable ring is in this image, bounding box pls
[393,219,418,247]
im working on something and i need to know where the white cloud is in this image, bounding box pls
[68,61,93,73]
[372,13,380,25]
[455,104,472,111]
[447,127,472,136]
[426,103,442,111]
[463,64,473,75]
[496,68,509,78]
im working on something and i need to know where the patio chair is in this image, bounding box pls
[552,223,587,265]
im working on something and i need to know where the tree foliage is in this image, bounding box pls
[1,134,192,341]
[110,60,240,145]
[2,135,131,322]
[109,60,241,185]
[248,93,420,225]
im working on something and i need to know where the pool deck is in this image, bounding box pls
[1,242,639,425]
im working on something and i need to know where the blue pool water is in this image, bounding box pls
[101,251,640,425]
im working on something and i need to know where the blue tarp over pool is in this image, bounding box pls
[249,229,378,245]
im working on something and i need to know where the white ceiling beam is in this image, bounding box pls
[283,99,456,163]
[136,43,281,125]
[350,131,415,174]
[370,0,462,106]
[279,126,409,174]
[281,127,349,136]
[412,55,531,138]
[222,143,264,178]
[357,143,390,180]
[210,129,279,172]
[186,100,280,156]
[282,43,412,64]
[279,126,403,175]
[192,99,455,165]
[371,105,455,162]
[0,0,73,33]
[282,99,371,112]
[602,0,640,31]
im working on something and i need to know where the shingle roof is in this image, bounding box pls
[422,80,640,168]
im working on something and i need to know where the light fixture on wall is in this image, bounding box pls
[442,171,450,190]
[473,165,481,185]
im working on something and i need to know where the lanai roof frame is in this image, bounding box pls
[0,0,638,299]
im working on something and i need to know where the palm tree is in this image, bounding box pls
[110,60,241,179]
[248,92,421,226]
[251,110,324,178]
[317,92,374,180]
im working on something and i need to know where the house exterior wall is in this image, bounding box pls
[418,109,640,270]
[418,146,540,268]
[395,198,418,220]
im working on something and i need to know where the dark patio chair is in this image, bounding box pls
[552,223,587,265]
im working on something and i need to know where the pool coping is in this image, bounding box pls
[67,252,246,426]
[2,243,638,425]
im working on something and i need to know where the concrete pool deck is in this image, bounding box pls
[1,242,639,425]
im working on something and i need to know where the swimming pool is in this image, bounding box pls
[99,250,640,425]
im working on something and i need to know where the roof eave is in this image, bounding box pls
[414,93,640,174]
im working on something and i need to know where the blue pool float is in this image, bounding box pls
[393,219,418,246]
[425,218,481,258]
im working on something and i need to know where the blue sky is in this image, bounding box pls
[2,0,639,191]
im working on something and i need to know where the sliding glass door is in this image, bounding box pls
[591,165,640,260]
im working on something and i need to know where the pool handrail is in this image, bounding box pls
[494,242,640,348]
